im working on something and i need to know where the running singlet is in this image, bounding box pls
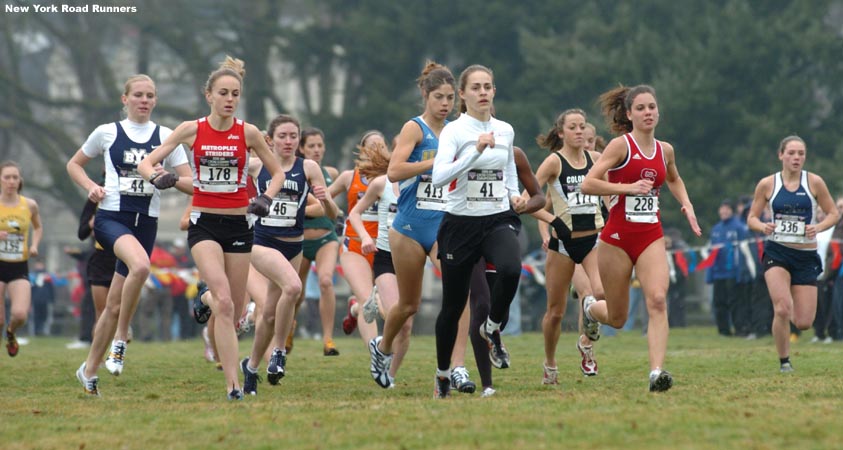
[81,120,187,217]
[548,151,604,232]
[0,195,31,262]
[606,133,667,227]
[376,180,399,252]
[397,117,450,215]
[344,169,378,239]
[432,113,518,217]
[255,157,309,237]
[770,170,817,245]
[304,166,334,230]
[191,117,250,209]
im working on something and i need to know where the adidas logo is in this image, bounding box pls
[609,233,620,240]
[227,134,240,140]
[632,154,642,160]
[426,133,434,139]
[402,224,412,231]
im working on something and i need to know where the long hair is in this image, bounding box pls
[535,108,587,152]
[599,84,657,135]
[355,141,391,180]
[457,64,494,114]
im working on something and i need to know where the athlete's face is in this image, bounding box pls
[627,93,659,132]
[206,75,241,118]
[0,166,21,195]
[424,84,455,121]
[301,134,325,163]
[779,140,806,172]
[459,71,495,116]
[122,80,156,123]
[558,114,586,150]
[583,126,596,152]
[270,122,300,159]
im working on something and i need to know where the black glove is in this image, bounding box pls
[550,217,571,240]
[150,172,179,190]
[247,194,273,217]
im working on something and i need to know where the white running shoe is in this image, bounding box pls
[479,323,510,369]
[368,336,393,388]
[577,336,598,376]
[362,286,380,324]
[648,369,673,392]
[237,302,256,336]
[581,295,601,341]
[542,364,559,385]
[104,340,126,376]
[481,387,496,398]
[450,366,477,393]
[76,362,100,397]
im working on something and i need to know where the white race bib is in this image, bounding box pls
[566,189,598,215]
[624,195,659,223]
[261,195,298,227]
[119,175,154,197]
[466,169,505,211]
[416,174,448,211]
[198,157,238,193]
[359,192,379,222]
[773,214,807,243]
[0,234,24,260]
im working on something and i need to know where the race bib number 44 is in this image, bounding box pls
[119,176,154,196]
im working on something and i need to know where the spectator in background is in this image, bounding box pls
[706,199,750,336]
[828,196,843,342]
[29,259,54,336]
[813,207,838,343]
[738,194,773,339]
[170,238,195,339]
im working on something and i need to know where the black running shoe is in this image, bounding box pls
[450,366,476,394]
[192,281,211,324]
[649,370,673,392]
[434,375,451,399]
[479,324,510,369]
[241,358,261,395]
[266,348,286,385]
[227,389,243,401]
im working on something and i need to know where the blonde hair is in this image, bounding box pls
[204,56,245,93]
[123,74,155,96]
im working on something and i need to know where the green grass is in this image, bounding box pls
[1,328,841,449]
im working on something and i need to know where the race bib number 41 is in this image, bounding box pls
[466,169,505,210]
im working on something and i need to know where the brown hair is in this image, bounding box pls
[359,130,386,147]
[535,108,587,152]
[457,64,494,114]
[777,135,805,154]
[266,114,301,139]
[355,141,391,180]
[0,161,23,193]
[204,56,245,93]
[599,84,657,135]
[298,127,325,158]
[417,60,456,99]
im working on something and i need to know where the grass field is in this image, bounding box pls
[1,327,841,449]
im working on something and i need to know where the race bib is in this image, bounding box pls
[416,174,447,211]
[0,234,24,260]
[466,169,505,211]
[198,156,238,193]
[625,195,659,223]
[566,189,598,215]
[359,192,379,222]
[119,174,154,197]
[261,194,299,227]
[773,214,807,243]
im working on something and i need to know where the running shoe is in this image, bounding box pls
[780,362,794,373]
[323,339,340,356]
[342,296,358,335]
[450,366,477,394]
[577,336,598,376]
[105,340,127,376]
[240,358,261,395]
[542,364,559,385]
[368,336,393,388]
[267,347,286,385]
[192,281,211,324]
[479,324,510,369]
[201,326,215,362]
[236,302,256,337]
[434,374,451,399]
[76,362,100,397]
[581,295,601,341]
[481,386,497,398]
[6,328,18,357]
[648,369,673,392]
[362,286,379,324]
[227,389,243,401]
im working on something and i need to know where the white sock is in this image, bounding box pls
[436,368,451,379]
[485,318,501,335]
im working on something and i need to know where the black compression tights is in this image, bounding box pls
[436,227,521,371]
